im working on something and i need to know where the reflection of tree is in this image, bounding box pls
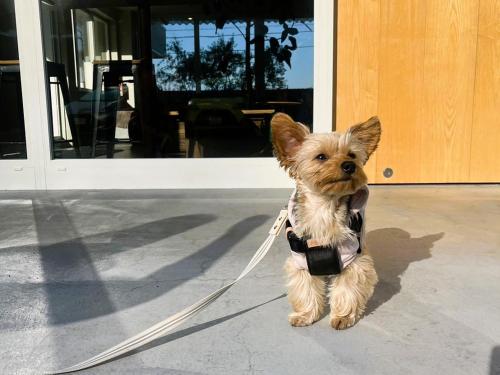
[155,37,286,91]
[155,40,196,91]
[268,21,299,68]
[201,38,246,90]
[264,47,286,89]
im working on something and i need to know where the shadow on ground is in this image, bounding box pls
[96,293,288,369]
[51,294,286,372]
[491,346,500,375]
[29,198,270,324]
[365,228,444,315]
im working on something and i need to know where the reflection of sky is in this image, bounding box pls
[156,19,313,89]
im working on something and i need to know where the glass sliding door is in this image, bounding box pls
[40,3,147,158]
[5,0,332,189]
[39,0,314,159]
[0,0,27,159]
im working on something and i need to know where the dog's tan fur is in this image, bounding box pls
[271,113,381,329]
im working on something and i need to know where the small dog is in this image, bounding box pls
[271,113,381,330]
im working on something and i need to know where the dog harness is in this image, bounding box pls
[286,186,369,276]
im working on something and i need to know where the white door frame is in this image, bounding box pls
[0,0,48,189]
[4,0,334,190]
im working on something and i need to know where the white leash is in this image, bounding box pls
[46,210,288,374]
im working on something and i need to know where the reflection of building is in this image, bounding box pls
[32,1,315,159]
[1,0,324,189]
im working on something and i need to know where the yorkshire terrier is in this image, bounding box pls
[271,113,381,329]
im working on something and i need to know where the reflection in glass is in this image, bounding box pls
[0,0,27,159]
[41,1,313,159]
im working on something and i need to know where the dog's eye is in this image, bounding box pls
[316,154,328,161]
[348,152,356,159]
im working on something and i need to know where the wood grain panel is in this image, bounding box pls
[375,0,427,183]
[470,0,500,182]
[336,0,380,182]
[418,0,479,182]
[336,0,493,183]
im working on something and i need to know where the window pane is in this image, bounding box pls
[0,0,27,159]
[40,0,313,159]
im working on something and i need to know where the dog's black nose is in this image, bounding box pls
[341,161,356,175]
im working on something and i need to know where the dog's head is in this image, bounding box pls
[271,113,381,197]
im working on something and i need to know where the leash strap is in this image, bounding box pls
[46,210,288,374]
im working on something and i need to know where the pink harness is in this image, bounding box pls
[286,186,369,274]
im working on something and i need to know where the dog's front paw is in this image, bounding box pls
[330,314,356,330]
[288,312,317,327]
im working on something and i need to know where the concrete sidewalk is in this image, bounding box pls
[0,186,499,374]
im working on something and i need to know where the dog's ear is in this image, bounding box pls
[271,112,310,171]
[348,116,381,162]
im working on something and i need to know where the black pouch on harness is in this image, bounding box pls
[305,245,342,276]
[286,220,343,276]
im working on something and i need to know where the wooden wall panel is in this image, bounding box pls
[470,0,500,182]
[375,0,426,183]
[336,0,497,183]
[336,0,380,182]
[418,0,479,182]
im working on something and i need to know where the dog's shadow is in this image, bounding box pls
[364,228,444,315]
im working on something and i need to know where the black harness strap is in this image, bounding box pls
[286,198,363,276]
[349,212,363,254]
[285,220,306,252]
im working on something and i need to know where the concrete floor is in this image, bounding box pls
[1,186,499,375]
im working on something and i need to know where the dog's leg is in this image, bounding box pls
[329,254,378,330]
[284,256,326,327]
